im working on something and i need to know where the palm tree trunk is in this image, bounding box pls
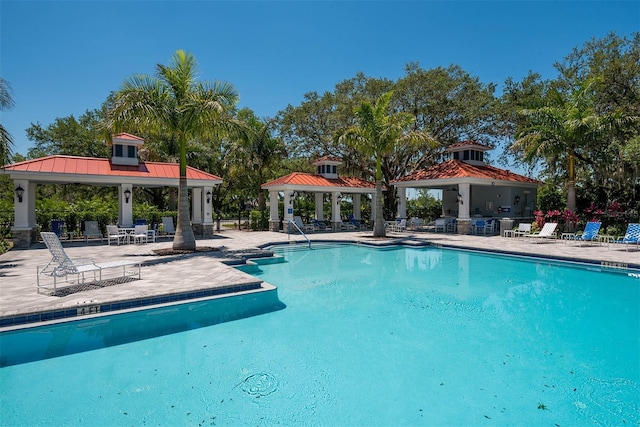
[567,150,576,212]
[373,180,386,237]
[173,176,196,250]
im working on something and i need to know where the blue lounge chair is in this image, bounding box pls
[348,214,365,230]
[571,221,602,246]
[313,219,330,231]
[613,223,640,251]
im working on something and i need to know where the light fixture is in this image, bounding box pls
[514,195,520,205]
[456,193,463,205]
[337,193,343,205]
[124,188,131,203]
[206,190,212,204]
[289,191,298,204]
[15,185,24,203]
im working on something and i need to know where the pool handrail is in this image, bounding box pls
[287,219,311,249]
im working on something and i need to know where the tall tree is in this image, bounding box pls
[512,79,630,212]
[105,50,239,250]
[337,91,435,237]
[0,78,15,165]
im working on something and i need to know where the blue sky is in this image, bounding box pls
[2,1,638,158]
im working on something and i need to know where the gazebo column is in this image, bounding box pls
[331,192,342,230]
[284,190,295,228]
[119,184,133,227]
[352,194,361,220]
[397,188,407,219]
[269,191,280,232]
[191,188,204,236]
[11,179,37,248]
[202,187,214,236]
[456,183,471,234]
[315,193,324,221]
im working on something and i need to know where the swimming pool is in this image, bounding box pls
[1,244,638,425]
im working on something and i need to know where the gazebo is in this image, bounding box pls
[392,141,542,234]
[2,133,222,247]
[261,156,377,231]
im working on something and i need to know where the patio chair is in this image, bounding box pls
[446,218,457,233]
[349,214,365,230]
[161,216,176,238]
[389,219,407,232]
[336,219,356,231]
[106,225,125,245]
[511,223,532,238]
[51,219,65,238]
[570,221,602,246]
[524,223,558,243]
[293,216,314,233]
[434,218,449,233]
[133,224,149,244]
[83,220,103,243]
[471,219,486,234]
[313,219,331,232]
[613,223,640,251]
[38,232,141,294]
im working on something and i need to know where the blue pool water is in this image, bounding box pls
[1,244,638,425]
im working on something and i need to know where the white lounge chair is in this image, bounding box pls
[293,216,315,233]
[524,223,558,243]
[511,223,532,238]
[389,219,407,232]
[38,232,141,294]
[83,220,103,243]
[161,216,176,238]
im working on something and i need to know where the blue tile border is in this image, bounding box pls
[0,283,263,329]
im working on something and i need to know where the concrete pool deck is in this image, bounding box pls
[1,229,638,329]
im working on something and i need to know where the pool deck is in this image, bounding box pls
[1,229,638,329]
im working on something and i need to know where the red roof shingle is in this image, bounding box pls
[392,160,541,184]
[262,172,376,189]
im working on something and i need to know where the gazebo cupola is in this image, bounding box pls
[313,156,342,179]
[446,141,490,166]
[108,133,145,166]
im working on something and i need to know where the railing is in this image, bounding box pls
[287,219,311,249]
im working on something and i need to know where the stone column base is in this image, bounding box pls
[269,220,280,232]
[12,227,37,248]
[456,219,471,235]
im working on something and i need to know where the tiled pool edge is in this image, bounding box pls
[0,282,265,330]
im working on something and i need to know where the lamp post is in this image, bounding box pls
[124,188,131,203]
[15,185,24,203]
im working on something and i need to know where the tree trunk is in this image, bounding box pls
[567,151,576,212]
[173,176,196,250]
[373,180,386,237]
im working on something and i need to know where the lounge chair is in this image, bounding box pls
[524,222,558,243]
[349,214,365,230]
[106,225,125,245]
[511,223,532,238]
[568,221,602,246]
[336,220,356,231]
[410,218,424,230]
[389,219,407,232]
[37,232,141,294]
[83,220,103,243]
[293,216,315,233]
[313,219,331,231]
[613,223,640,251]
[161,216,176,238]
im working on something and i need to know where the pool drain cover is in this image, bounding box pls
[241,373,278,397]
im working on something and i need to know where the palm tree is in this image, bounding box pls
[513,79,630,212]
[337,91,435,237]
[105,50,239,250]
[0,78,15,165]
[237,112,286,211]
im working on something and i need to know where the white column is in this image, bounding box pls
[458,183,471,219]
[192,188,203,224]
[119,184,133,227]
[331,192,341,228]
[352,194,361,220]
[269,191,279,222]
[315,192,324,220]
[284,190,295,224]
[203,187,213,224]
[397,188,407,219]
[12,179,30,228]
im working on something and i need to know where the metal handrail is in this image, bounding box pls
[287,219,311,249]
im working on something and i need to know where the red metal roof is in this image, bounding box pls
[3,155,222,182]
[113,132,144,142]
[446,140,491,151]
[313,155,342,164]
[392,160,541,184]
[262,172,376,189]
